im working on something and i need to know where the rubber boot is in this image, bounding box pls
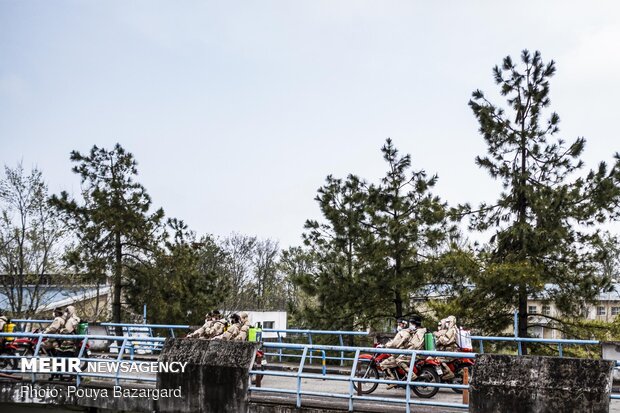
[385,368,398,389]
[441,363,455,380]
[398,361,417,380]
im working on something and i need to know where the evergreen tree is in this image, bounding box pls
[300,173,368,330]
[296,139,453,330]
[125,220,229,325]
[363,139,454,319]
[51,144,164,330]
[462,50,620,346]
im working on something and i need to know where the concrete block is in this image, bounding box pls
[470,354,613,413]
[157,338,259,413]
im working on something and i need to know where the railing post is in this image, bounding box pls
[296,347,308,408]
[115,338,128,387]
[76,337,89,387]
[339,334,345,366]
[277,333,283,362]
[404,350,417,413]
[558,343,563,357]
[308,333,313,364]
[32,331,44,383]
[517,340,523,356]
[348,348,360,412]
[462,367,470,405]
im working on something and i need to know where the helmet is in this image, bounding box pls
[229,313,241,324]
[409,316,422,329]
[212,310,221,317]
[53,307,63,316]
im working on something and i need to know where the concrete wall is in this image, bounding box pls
[470,354,614,413]
[157,338,258,413]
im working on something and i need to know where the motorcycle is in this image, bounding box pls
[353,345,442,398]
[0,339,20,371]
[11,329,91,380]
[252,349,266,386]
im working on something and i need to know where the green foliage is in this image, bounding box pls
[456,50,620,339]
[125,220,229,325]
[51,144,165,325]
[294,139,454,331]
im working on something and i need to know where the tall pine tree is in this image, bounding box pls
[463,50,620,347]
[51,144,164,331]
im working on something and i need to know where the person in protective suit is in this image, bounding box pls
[234,312,251,341]
[0,309,8,344]
[60,306,81,334]
[187,312,214,338]
[204,310,227,339]
[396,316,427,379]
[43,308,66,351]
[379,318,413,389]
[434,315,459,379]
[0,309,7,333]
[212,313,241,341]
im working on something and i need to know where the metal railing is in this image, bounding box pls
[251,342,473,412]
[472,335,600,357]
[0,331,165,386]
[100,322,189,353]
[262,329,369,366]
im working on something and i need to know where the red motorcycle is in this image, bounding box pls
[12,330,91,380]
[353,346,442,398]
[252,349,266,386]
[0,339,20,371]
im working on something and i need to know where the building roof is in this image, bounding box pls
[0,285,111,313]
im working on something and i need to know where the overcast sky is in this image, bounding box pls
[1,1,619,248]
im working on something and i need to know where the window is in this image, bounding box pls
[542,305,551,316]
[597,306,606,316]
[528,306,537,314]
[262,321,274,329]
[612,307,620,316]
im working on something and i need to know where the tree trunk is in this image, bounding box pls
[113,231,123,336]
[518,286,528,355]
[394,290,403,319]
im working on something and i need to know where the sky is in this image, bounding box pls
[1,1,619,248]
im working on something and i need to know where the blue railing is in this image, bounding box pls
[0,331,165,386]
[472,335,600,357]
[263,328,369,366]
[251,342,473,412]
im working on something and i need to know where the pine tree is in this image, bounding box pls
[51,144,164,331]
[363,139,454,319]
[463,50,620,347]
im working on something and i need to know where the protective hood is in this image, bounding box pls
[239,312,249,323]
[445,316,457,329]
[65,306,76,319]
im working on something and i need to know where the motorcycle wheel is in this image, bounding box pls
[451,365,472,394]
[0,352,19,372]
[411,366,440,398]
[352,360,379,394]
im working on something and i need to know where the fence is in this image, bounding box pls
[251,342,473,413]
[472,335,600,357]
[263,329,369,366]
[0,331,165,386]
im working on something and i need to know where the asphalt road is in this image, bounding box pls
[254,369,620,413]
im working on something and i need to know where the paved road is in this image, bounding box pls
[255,367,620,412]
